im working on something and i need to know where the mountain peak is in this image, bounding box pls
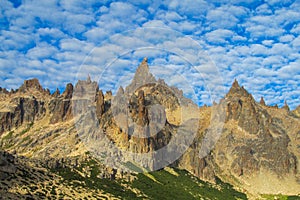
[117,86,124,95]
[260,97,266,106]
[19,78,44,92]
[142,57,148,64]
[226,79,252,99]
[87,74,92,84]
[282,100,290,111]
[232,79,240,88]
[52,88,60,98]
[135,57,150,78]
[62,83,73,99]
[125,57,156,94]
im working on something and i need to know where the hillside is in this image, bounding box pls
[0,59,300,199]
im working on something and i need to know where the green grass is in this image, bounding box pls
[131,168,247,200]
[1,131,15,148]
[52,162,248,200]
[261,194,300,200]
[21,135,32,143]
[123,161,144,173]
[19,122,34,136]
[2,131,14,140]
[51,160,141,199]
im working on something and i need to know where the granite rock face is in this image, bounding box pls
[0,96,46,134]
[209,80,300,191]
[225,79,262,134]
[96,90,105,119]
[137,90,148,126]
[125,57,156,94]
[293,105,300,117]
[52,88,60,98]
[18,78,44,93]
[259,97,266,106]
[49,83,74,124]
[0,60,300,196]
[177,79,300,190]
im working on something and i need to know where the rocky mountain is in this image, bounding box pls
[0,58,300,199]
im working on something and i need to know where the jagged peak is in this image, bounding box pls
[62,83,73,99]
[282,100,290,111]
[74,76,99,99]
[226,79,252,99]
[75,76,98,87]
[232,79,240,88]
[52,88,60,98]
[19,78,44,92]
[260,97,266,106]
[0,87,9,94]
[125,57,156,94]
[294,105,300,111]
[117,86,125,95]
[292,105,300,117]
[134,57,151,79]
[142,57,148,64]
[87,74,92,84]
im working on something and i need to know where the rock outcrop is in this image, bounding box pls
[0,60,300,197]
[125,57,156,94]
[225,79,261,134]
[96,90,105,119]
[49,83,73,124]
[209,80,299,194]
[52,88,60,98]
[18,78,44,92]
[137,90,148,126]
[282,100,290,111]
[292,105,300,117]
[0,96,46,134]
[260,97,266,106]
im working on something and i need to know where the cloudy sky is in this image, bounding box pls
[0,0,299,109]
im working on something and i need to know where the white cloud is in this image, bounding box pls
[0,29,35,50]
[269,43,293,57]
[262,55,287,68]
[254,68,277,77]
[262,40,274,46]
[142,20,168,28]
[59,38,94,52]
[168,0,210,18]
[37,27,66,39]
[279,34,295,43]
[83,27,108,43]
[64,13,95,35]
[291,24,300,34]
[232,35,247,42]
[205,29,235,44]
[246,24,285,39]
[206,7,239,29]
[267,0,294,7]
[250,44,269,56]
[278,61,300,74]
[255,3,272,15]
[26,43,58,60]
[292,36,300,48]
[169,21,199,33]
[164,11,184,21]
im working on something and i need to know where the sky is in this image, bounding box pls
[0,0,300,109]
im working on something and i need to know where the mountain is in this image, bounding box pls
[0,59,300,199]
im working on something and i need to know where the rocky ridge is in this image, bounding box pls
[0,58,300,198]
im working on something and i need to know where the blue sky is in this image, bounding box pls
[0,0,300,109]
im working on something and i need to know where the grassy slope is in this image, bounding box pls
[54,159,248,200]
